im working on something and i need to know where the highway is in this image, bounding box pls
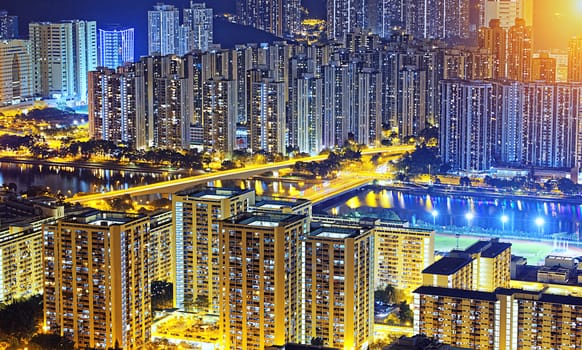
[65,145,414,204]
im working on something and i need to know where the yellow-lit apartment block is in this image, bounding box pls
[148,210,173,283]
[43,210,151,349]
[415,286,582,350]
[0,225,43,302]
[374,221,434,292]
[0,201,63,303]
[312,215,435,293]
[304,226,374,350]
[219,212,309,350]
[173,187,255,312]
[421,239,511,291]
[414,239,582,349]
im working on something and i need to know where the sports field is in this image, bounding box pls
[435,233,582,265]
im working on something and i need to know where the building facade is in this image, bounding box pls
[43,211,151,349]
[148,3,180,56]
[219,212,308,349]
[304,226,374,349]
[0,39,33,106]
[183,2,213,52]
[98,27,135,69]
[29,20,97,102]
[173,187,255,312]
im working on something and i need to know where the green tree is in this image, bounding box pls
[29,334,75,350]
[398,302,413,325]
[397,145,441,175]
[384,284,396,304]
[557,178,578,194]
[0,295,43,342]
[374,289,389,304]
[194,295,210,311]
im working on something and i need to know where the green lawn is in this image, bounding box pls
[435,234,563,265]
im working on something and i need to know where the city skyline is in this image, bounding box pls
[3,1,582,349]
[2,0,582,55]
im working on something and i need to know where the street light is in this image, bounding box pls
[501,214,509,232]
[465,212,474,223]
[431,210,438,226]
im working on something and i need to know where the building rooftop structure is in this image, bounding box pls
[310,226,368,240]
[228,212,306,227]
[422,257,473,275]
[254,197,311,212]
[65,209,145,225]
[176,186,254,200]
[465,238,511,258]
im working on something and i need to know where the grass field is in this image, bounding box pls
[435,233,582,265]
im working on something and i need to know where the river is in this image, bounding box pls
[314,185,582,241]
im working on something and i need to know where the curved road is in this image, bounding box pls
[66,145,414,204]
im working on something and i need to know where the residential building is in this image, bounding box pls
[521,82,582,168]
[296,74,323,155]
[326,0,368,41]
[478,19,507,79]
[149,210,173,283]
[568,37,582,82]
[415,287,582,350]
[43,211,151,349]
[202,78,237,158]
[88,65,140,148]
[148,3,179,56]
[0,201,63,304]
[532,53,556,82]
[249,78,286,154]
[507,18,532,82]
[238,0,301,37]
[304,226,374,349]
[374,221,434,292]
[173,187,255,312]
[183,2,213,52]
[29,20,97,102]
[219,212,308,349]
[439,79,494,172]
[98,26,135,69]
[0,10,17,39]
[0,39,33,106]
[483,0,533,30]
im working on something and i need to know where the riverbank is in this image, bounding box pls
[368,182,582,205]
[0,156,191,175]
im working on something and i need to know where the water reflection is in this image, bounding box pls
[315,186,582,239]
[0,162,182,195]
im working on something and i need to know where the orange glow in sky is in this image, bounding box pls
[535,0,582,49]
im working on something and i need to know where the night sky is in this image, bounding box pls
[2,0,580,54]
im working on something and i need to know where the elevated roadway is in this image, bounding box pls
[65,145,413,204]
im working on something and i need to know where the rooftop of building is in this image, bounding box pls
[65,209,145,226]
[254,197,311,210]
[176,186,253,200]
[225,212,306,228]
[309,226,365,240]
[496,288,582,306]
[266,344,339,350]
[413,286,498,302]
[465,239,511,258]
[422,256,472,275]
[417,286,582,306]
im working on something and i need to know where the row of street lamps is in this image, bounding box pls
[430,209,545,232]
